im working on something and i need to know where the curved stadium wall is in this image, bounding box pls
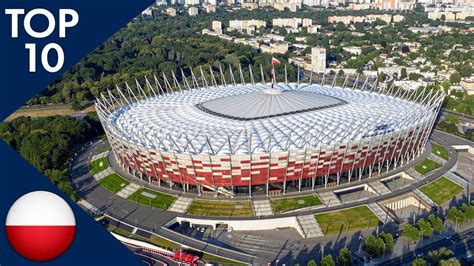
[95,67,444,197]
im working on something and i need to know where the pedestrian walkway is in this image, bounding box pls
[317,191,341,207]
[428,154,446,165]
[296,214,324,238]
[414,189,437,208]
[252,199,274,216]
[77,199,103,215]
[91,150,109,162]
[116,182,141,198]
[168,196,193,213]
[445,172,470,189]
[405,168,425,182]
[93,167,114,181]
[368,180,391,195]
[367,203,394,224]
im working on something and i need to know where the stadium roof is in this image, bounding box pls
[101,82,437,155]
[198,88,346,120]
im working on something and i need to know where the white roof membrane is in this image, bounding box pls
[104,83,430,155]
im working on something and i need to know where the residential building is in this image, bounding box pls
[311,47,326,73]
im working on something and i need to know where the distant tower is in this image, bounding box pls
[311,47,326,73]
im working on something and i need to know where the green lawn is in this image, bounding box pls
[90,157,109,175]
[419,177,464,205]
[99,173,129,193]
[271,195,322,214]
[315,206,382,235]
[432,143,449,161]
[414,159,441,175]
[186,200,253,217]
[98,146,111,154]
[128,188,175,210]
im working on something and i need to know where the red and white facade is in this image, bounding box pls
[95,67,444,196]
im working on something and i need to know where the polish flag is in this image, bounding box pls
[271,57,281,65]
[5,191,76,261]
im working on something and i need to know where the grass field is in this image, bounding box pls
[431,143,449,161]
[315,206,381,235]
[186,200,253,217]
[98,146,111,153]
[414,159,441,175]
[419,177,464,205]
[90,157,109,175]
[271,195,322,214]
[5,104,95,121]
[128,188,175,210]
[99,173,129,193]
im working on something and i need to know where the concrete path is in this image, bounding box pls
[252,199,274,216]
[117,183,141,198]
[91,150,109,161]
[296,214,324,238]
[413,189,437,208]
[428,154,447,165]
[368,180,392,195]
[367,203,394,224]
[168,196,193,213]
[93,167,114,181]
[317,191,341,207]
[77,199,103,215]
[444,171,470,189]
[405,168,425,182]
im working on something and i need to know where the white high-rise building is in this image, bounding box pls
[311,47,326,73]
[212,20,223,34]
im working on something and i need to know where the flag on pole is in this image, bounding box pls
[271,57,281,65]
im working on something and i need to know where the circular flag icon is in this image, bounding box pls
[5,191,76,261]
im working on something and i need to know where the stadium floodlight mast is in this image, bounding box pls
[94,64,445,197]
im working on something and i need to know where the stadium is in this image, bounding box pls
[95,65,444,197]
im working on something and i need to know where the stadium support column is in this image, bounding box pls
[206,137,217,196]
[189,153,200,196]
[360,135,374,180]
[249,64,255,85]
[369,134,386,178]
[387,125,405,171]
[248,132,253,198]
[312,145,323,190]
[379,128,396,175]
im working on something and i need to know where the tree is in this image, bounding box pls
[449,72,461,84]
[307,260,317,266]
[417,218,433,238]
[403,224,420,244]
[428,214,445,232]
[364,235,385,256]
[447,206,465,226]
[320,255,335,266]
[445,113,460,125]
[461,203,474,221]
[439,258,460,266]
[379,232,395,250]
[428,247,453,265]
[412,258,427,266]
[337,248,352,266]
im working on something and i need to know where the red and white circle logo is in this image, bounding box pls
[5,191,76,261]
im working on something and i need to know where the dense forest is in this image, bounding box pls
[0,115,103,200]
